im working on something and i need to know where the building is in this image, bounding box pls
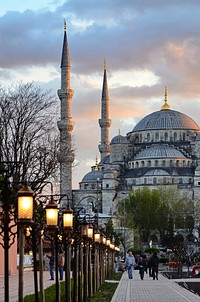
[58,24,200,238]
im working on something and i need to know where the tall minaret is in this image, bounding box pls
[57,20,74,206]
[98,60,112,160]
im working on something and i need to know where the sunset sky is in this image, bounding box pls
[1,1,200,188]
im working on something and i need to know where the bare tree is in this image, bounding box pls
[0,82,60,192]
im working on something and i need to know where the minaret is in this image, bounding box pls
[98,59,112,160]
[57,20,74,206]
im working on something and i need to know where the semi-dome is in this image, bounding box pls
[133,109,199,132]
[81,170,103,182]
[111,134,127,144]
[144,169,170,176]
[134,145,186,160]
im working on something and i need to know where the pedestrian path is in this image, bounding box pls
[1,269,200,302]
[111,270,200,302]
[0,271,54,302]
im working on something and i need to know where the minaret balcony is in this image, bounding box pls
[57,88,74,99]
[99,119,112,128]
[57,119,74,132]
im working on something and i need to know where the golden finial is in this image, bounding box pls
[161,86,171,110]
[95,156,98,171]
[64,18,66,32]
[104,58,106,70]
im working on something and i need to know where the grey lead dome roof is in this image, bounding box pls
[111,134,127,144]
[81,170,103,182]
[133,109,199,132]
[134,145,186,160]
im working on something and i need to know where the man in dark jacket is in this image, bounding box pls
[150,252,159,280]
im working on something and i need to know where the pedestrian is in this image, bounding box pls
[138,254,147,280]
[58,250,65,280]
[147,254,153,277]
[46,251,55,280]
[126,251,135,279]
[150,252,159,280]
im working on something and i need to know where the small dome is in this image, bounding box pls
[111,134,127,144]
[135,145,186,160]
[144,169,170,176]
[81,170,103,182]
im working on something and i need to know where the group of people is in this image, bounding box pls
[46,250,65,281]
[125,251,159,280]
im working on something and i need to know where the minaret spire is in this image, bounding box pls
[98,59,112,160]
[57,20,74,205]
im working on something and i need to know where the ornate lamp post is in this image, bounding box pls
[17,185,34,302]
[62,207,73,302]
[45,198,74,302]
[0,175,34,302]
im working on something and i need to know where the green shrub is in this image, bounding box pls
[144,248,160,254]
[128,247,142,255]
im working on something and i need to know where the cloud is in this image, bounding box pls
[1,0,200,187]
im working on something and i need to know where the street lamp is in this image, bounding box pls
[45,198,74,302]
[18,185,34,226]
[0,175,34,302]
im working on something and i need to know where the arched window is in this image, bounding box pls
[176,160,179,167]
[144,178,147,184]
[164,132,168,141]
[155,160,158,167]
[153,177,157,185]
[162,160,166,167]
[147,160,151,167]
[135,162,139,168]
[147,133,150,142]
[155,132,159,142]
[174,132,177,141]
[170,160,173,167]
[139,134,142,142]
[179,178,183,184]
[183,160,186,167]
[183,132,186,141]
[141,161,145,167]
[135,135,139,143]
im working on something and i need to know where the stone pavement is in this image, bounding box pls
[0,269,200,302]
[111,270,200,302]
[0,271,54,302]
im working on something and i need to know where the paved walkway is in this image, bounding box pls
[0,271,54,302]
[111,270,200,302]
[1,269,200,302]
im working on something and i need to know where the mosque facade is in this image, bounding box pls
[58,24,200,231]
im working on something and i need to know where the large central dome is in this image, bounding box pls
[133,109,199,132]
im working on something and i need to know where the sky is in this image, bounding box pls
[1,0,200,188]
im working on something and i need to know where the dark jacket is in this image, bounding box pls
[150,254,159,267]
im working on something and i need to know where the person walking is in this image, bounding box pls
[46,252,55,280]
[126,251,135,279]
[58,251,65,280]
[138,254,147,280]
[151,252,159,280]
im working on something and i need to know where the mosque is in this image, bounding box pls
[58,22,200,231]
